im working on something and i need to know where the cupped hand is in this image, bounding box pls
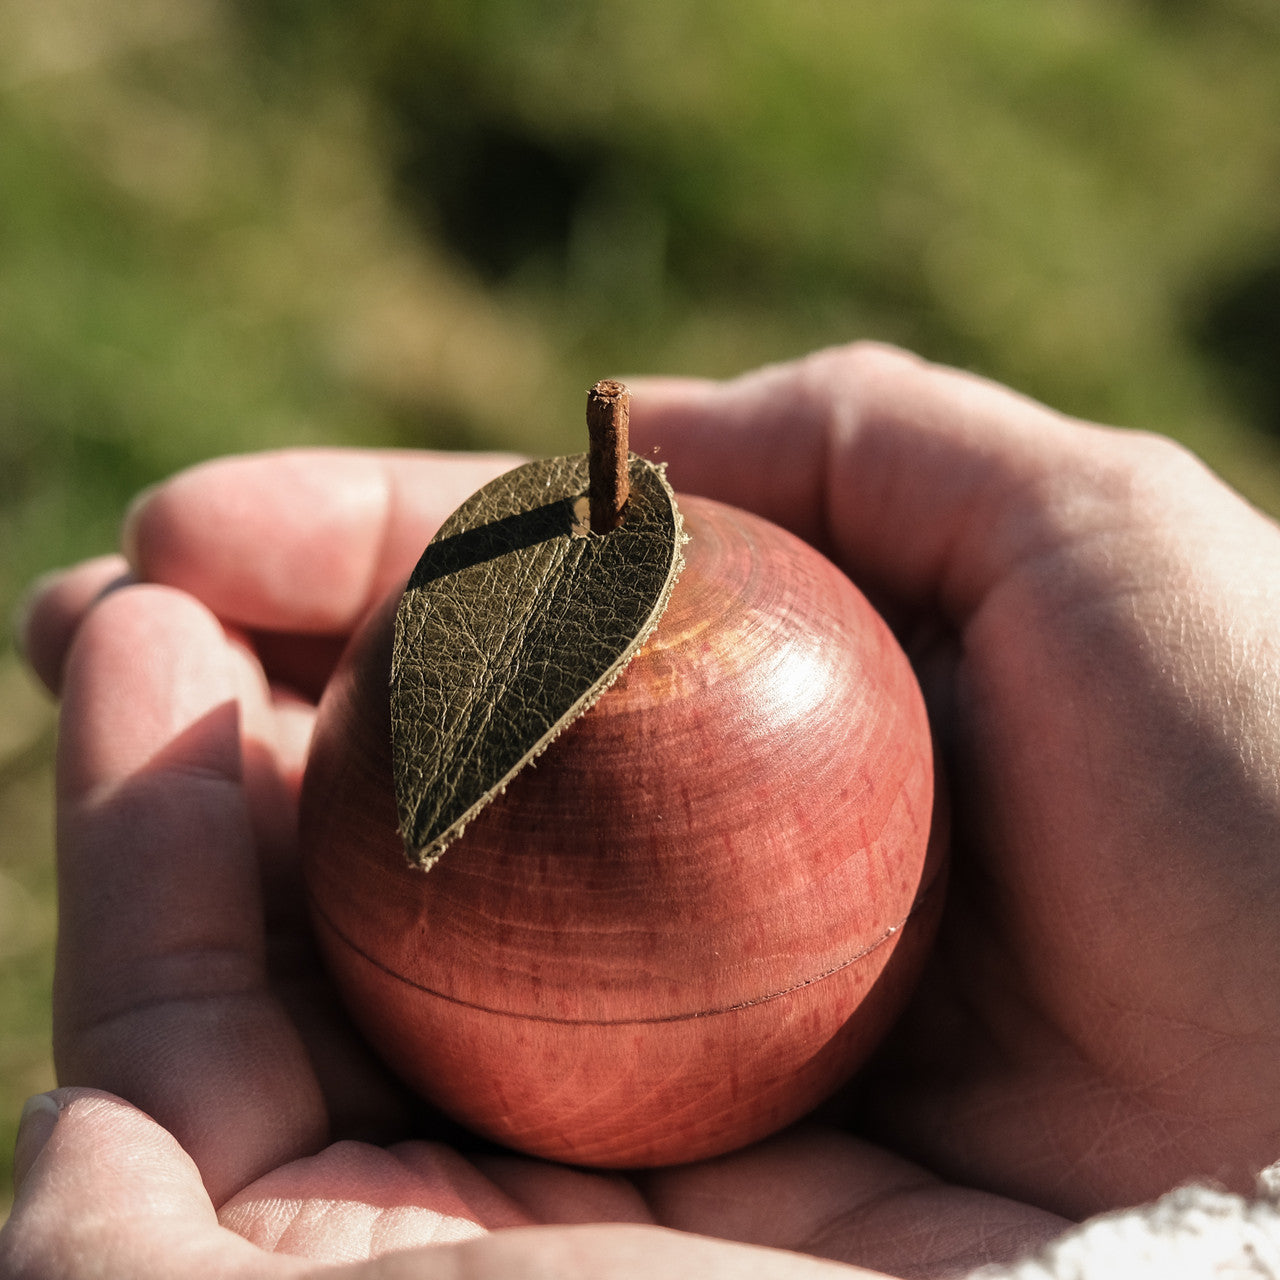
[2,438,1066,1278]
[630,343,1280,1217]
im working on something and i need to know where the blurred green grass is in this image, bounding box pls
[2,0,1279,1216]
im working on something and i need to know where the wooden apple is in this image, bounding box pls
[299,386,943,1168]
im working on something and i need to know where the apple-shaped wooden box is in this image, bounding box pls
[300,461,944,1168]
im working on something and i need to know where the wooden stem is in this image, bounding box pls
[587,380,630,533]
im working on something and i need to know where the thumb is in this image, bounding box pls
[628,342,1157,620]
[0,1088,305,1280]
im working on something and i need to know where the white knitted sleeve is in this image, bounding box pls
[969,1172,1280,1280]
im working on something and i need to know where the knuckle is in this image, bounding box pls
[1092,428,1215,514]
[1119,429,1207,482]
[799,340,920,388]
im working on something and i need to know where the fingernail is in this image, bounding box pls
[13,1093,60,1193]
[121,483,159,572]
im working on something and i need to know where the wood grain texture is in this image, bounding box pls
[301,495,942,1167]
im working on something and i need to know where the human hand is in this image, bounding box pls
[630,343,1280,1219]
[2,440,1066,1277]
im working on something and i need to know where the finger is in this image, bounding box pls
[473,1154,653,1226]
[15,555,133,695]
[629,343,1131,620]
[219,1140,531,1263]
[55,584,327,1205]
[332,1224,879,1280]
[225,629,303,877]
[643,1125,1068,1277]
[246,631,351,702]
[0,1088,308,1280]
[269,686,319,795]
[221,627,413,1144]
[124,449,523,634]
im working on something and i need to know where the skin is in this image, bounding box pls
[4,342,1280,1277]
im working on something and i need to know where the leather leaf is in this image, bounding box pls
[391,453,685,868]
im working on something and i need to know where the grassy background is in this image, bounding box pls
[2,0,1280,1214]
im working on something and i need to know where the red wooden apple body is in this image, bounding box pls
[300,495,943,1167]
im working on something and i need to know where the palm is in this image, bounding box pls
[190,619,1068,1275]
[212,1124,1067,1274]
[32,446,1068,1277]
[847,446,1280,1217]
[626,347,1280,1219]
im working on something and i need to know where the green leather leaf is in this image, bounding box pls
[391,452,685,868]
